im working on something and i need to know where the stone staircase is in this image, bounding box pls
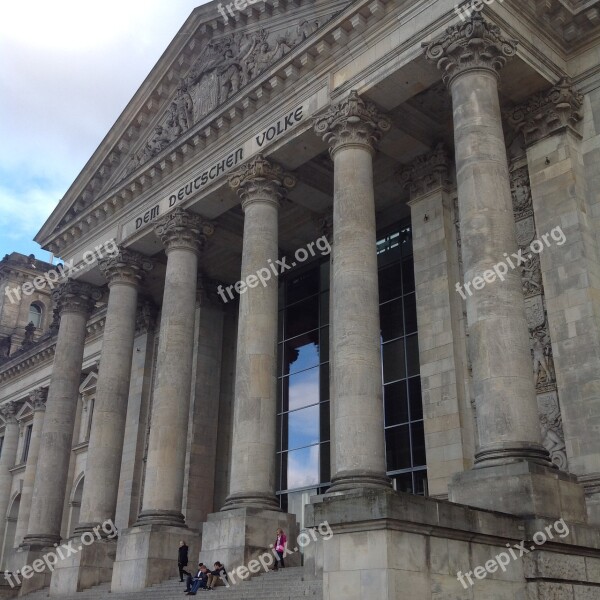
[20,566,322,599]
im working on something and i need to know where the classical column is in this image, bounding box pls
[135,207,214,526]
[222,155,295,511]
[508,80,600,520]
[0,402,20,547]
[75,249,152,534]
[401,146,474,497]
[313,91,391,492]
[24,281,100,547]
[13,390,46,547]
[424,15,586,521]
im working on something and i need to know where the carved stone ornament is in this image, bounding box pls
[30,388,48,412]
[537,391,567,469]
[124,21,326,176]
[510,165,533,221]
[0,401,19,425]
[154,206,215,254]
[507,78,584,145]
[228,154,296,209]
[51,280,102,317]
[313,90,391,156]
[135,298,158,335]
[400,143,451,199]
[98,247,153,286]
[422,13,518,87]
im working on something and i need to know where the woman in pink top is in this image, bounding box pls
[273,528,287,570]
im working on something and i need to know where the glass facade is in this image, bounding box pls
[276,220,427,519]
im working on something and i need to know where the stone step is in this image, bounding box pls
[20,566,322,600]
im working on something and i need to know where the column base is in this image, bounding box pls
[48,536,116,596]
[221,492,281,512]
[327,470,392,493]
[474,441,553,468]
[111,524,199,593]
[449,460,588,523]
[133,509,186,527]
[200,508,299,574]
[9,544,53,597]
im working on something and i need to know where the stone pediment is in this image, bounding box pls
[38,0,351,250]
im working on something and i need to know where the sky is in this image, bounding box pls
[0,0,211,262]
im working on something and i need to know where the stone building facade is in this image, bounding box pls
[1,0,600,598]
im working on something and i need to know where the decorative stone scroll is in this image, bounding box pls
[0,402,18,424]
[228,154,296,209]
[154,206,215,254]
[30,388,48,412]
[399,143,451,198]
[313,90,391,155]
[51,281,102,317]
[98,247,153,286]
[507,78,584,145]
[422,13,518,87]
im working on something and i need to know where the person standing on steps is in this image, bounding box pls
[273,528,287,570]
[178,540,191,582]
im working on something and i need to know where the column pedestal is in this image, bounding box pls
[200,509,299,575]
[111,525,199,593]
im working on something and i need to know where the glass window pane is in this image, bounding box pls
[280,452,288,491]
[320,401,330,442]
[402,258,415,294]
[393,472,414,494]
[287,446,320,490]
[384,381,409,426]
[285,296,319,339]
[320,441,331,484]
[413,470,428,496]
[406,334,420,378]
[319,327,329,364]
[411,421,426,467]
[382,339,406,383]
[380,299,404,342]
[386,425,411,471]
[284,367,320,412]
[287,269,319,305]
[400,228,413,258]
[378,264,402,303]
[286,405,320,450]
[403,293,417,334]
[408,377,423,421]
[284,331,320,375]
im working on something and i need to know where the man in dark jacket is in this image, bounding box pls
[178,540,190,582]
[186,565,209,595]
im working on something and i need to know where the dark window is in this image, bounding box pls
[28,304,42,328]
[22,424,32,463]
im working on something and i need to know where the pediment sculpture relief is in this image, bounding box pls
[123,20,323,178]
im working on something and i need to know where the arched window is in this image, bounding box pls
[28,304,42,328]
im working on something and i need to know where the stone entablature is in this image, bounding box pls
[37,0,392,258]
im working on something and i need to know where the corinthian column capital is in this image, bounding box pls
[0,402,19,425]
[507,78,584,145]
[52,280,101,317]
[154,207,215,255]
[98,247,153,287]
[228,154,296,211]
[423,14,517,87]
[29,388,48,412]
[313,90,391,156]
[400,143,451,200]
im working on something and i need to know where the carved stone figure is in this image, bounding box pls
[521,252,543,296]
[532,326,554,388]
[537,391,567,470]
[170,84,194,136]
[510,166,533,221]
[21,322,36,349]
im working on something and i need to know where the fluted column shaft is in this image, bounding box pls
[314,91,391,492]
[0,403,20,543]
[222,155,295,511]
[14,391,46,546]
[424,15,549,467]
[76,250,152,533]
[136,208,213,526]
[24,281,100,547]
